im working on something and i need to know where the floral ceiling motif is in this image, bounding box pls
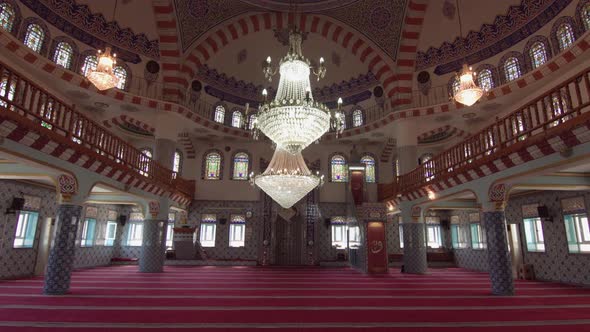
[417,0,573,74]
[175,0,407,59]
[25,0,160,62]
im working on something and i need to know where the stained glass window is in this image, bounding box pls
[231,110,243,128]
[557,23,575,51]
[584,4,590,31]
[214,105,225,123]
[548,94,569,126]
[54,42,74,69]
[114,66,128,90]
[0,77,15,108]
[173,150,182,175]
[81,55,98,77]
[232,152,249,180]
[205,152,221,180]
[360,155,376,183]
[40,99,54,129]
[341,113,346,130]
[248,114,257,130]
[477,69,493,91]
[529,42,547,69]
[504,57,521,82]
[140,148,152,176]
[451,77,460,94]
[352,109,363,127]
[331,155,348,182]
[0,3,15,32]
[24,24,44,53]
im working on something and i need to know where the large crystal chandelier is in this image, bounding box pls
[86,0,119,91]
[452,0,483,106]
[453,64,483,106]
[253,28,342,154]
[252,148,324,209]
[87,46,119,91]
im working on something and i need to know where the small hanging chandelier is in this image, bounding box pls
[86,0,119,91]
[87,46,119,91]
[454,64,483,106]
[452,0,483,106]
[251,148,324,209]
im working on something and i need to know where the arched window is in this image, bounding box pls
[529,42,547,69]
[205,152,222,180]
[420,154,434,181]
[583,4,590,31]
[0,76,15,109]
[23,23,44,53]
[340,113,347,130]
[81,55,98,77]
[173,150,182,176]
[248,114,257,130]
[232,152,249,180]
[547,92,570,126]
[53,42,74,69]
[330,154,348,182]
[139,148,152,176]
[451,77,460,95]
[477,69,493,91]
[0,3,15,32]
[352,109,363,127]
[214,105,225,124]
[504,57,521,82]
[556,23,575,51]
[231,110,243,128]
[114,66,128,90]
[360,155,376,183]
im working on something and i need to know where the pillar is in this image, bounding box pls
[395,120,418,175]
[43,174,84,295]
[482,183,514,295]
[400,202,428,274]
[138,137,175,273]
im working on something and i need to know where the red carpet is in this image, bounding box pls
[1,266,590,331]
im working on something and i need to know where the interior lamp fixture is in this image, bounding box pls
[453,64,483,106]
[252,28,342,154]
[452,0,484,106]
[251,148,324,209]
[86,0,120,91]
[86,46,119,91]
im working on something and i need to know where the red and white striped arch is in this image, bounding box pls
[151,0,183,100]
[163,12,407,106]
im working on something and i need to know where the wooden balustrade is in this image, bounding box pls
[0,61,194,199]
[378,67,590,201]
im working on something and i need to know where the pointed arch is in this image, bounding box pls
[524,35,552,71]
[50,36,79,70]
[0,0,22,36]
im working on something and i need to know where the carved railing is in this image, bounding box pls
[379,67,590,201]
[0,61,195,199]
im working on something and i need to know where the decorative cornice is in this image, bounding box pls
[198,64,378,107]
[21,0,160,63]
[416,0,573,74]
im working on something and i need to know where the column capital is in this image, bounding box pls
[481,183,511,212]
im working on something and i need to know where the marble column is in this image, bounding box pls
[139,217,168,273]
[43,204,83,295]
[482,207,514,295]
[401,203,427,274]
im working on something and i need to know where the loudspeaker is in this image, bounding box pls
[5,197,25,214]
[118,215,127,227]
[219,218,227,225]
[537,205,553,222]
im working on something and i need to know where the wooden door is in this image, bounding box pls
[274,216,303,265]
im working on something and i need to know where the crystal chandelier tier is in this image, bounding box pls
[452,0,484,106]
[253,28,342,154]
[87,46,119,91]
[251,148,324,209]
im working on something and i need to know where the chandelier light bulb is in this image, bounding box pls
[267,56,272,64]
